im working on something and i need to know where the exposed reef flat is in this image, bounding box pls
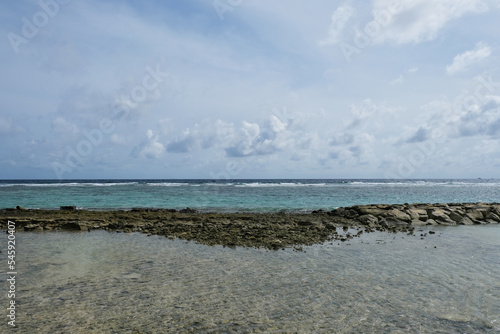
[1,203,498,250]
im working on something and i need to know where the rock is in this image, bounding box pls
[330,207,358,218]
[298,220,323,228]
[61,222,87,230]
[16,205,26,210]
[425,219,438,225]
[448,211,463,223]
[179,207,197,213]
[459,216,474,225]
[379,217,407,227]
[406,208,428,221]
[358,214,378,225]
[60,206,77,211]
[410,220,428,226]
[353,206,386,216]
[384,209,411,222]
[466,209,484,220]
[24,224,40,231]
[485,212,500,222]
[406,209,420,221]
[429,209,454,224]
[492,207,500,217]
[325,222,336,230]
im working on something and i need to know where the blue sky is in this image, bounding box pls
[1,0,500,179]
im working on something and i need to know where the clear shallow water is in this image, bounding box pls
[1,225,499,333]
[1,179,500,211]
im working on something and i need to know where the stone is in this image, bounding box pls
[406,208,428,221]
[485,212,500,222]
[179,207,197,213]
[353,206,386,216]
[384,209,411,222]
[358,214,378,225]
[425,219,438,225]
[410,220,428,226]
[429,209,454,224]
[406,209,420,221]
[24,224,40,231]
[61,222,87,230]
[379,217,407,227]
[466,209,484,220]
[325,222,336,230]
[459,216,474,225]
[448,211,463,223]
[60,206,77,211]
[492,207,500,217]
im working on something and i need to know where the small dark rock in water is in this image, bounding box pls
[60,206,77,211]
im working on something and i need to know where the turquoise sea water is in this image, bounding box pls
[1,179,500,211]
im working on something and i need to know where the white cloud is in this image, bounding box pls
[446,42,492,75]
[51,117,79,134]
[372,0,489,44]
[133,130,164,159]
[319,4,354,45]
[390,75,404,85]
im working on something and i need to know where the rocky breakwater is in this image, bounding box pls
[330,202,500,227]
[1,203,498,250]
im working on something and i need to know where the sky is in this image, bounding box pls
[1,0,500,179]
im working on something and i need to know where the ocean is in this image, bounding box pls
[1,179,499,332]
[1,178,500,211]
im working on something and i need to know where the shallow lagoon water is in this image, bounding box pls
[2,225,499,333]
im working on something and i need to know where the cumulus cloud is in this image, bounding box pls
[319,4,355,45]
[446,42,492,75]
[399,93,500,148]
[372,0,489,44]
[456,97,500,137]
[166,120,235,154]
[132,130,165,159]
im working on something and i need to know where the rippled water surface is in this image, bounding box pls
[1,225,500,333]
[1,179,500,211]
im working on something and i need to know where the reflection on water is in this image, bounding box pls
[1,225,499,333]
